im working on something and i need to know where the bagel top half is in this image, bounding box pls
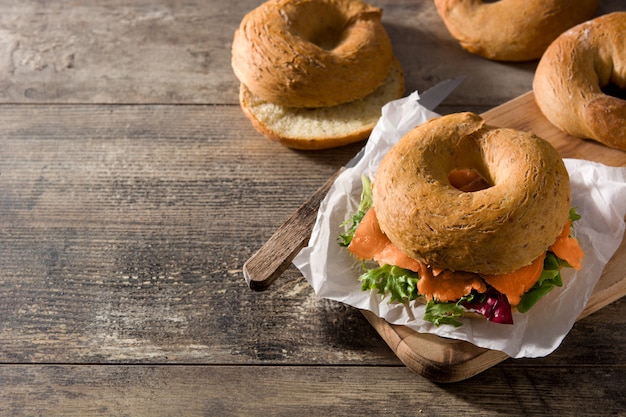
[373,112,571,275]
[231,0,394,108]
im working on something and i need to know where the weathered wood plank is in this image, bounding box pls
[0,1,241,104]
[0,364,625,416]
[0,0,621,106]
[0,104,385,364]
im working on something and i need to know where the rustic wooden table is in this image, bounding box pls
[1,1,625,415]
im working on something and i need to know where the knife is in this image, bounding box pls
[243,77,464,291]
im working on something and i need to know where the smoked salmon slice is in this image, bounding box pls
[549,221,584,270]
[417,266,487,303]
[348,208,421,272]
[481,253,546,306]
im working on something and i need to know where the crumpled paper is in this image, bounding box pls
[292,91,626,359]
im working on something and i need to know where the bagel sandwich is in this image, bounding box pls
[338,113,584,327]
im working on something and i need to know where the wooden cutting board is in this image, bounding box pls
[362,91,626,383]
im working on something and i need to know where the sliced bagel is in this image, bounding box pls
[239,59,405,150]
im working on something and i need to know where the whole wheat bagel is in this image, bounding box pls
[231,0,394,108]
[434,0,598,61]
[533,12,626,151]
[373,112,571,275]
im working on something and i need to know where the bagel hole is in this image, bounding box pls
[602,83,626,101]
[309,26,345,50]
[285,3,349,50]
[448,169,492,192]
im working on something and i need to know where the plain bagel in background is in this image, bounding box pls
[533,12,626,151]
[434,0,599,61]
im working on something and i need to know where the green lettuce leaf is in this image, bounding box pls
[358,264,420,303]
[423,300,466,327]
[517,252,566,313]
[569,207,582,225]
[338,175,373,247]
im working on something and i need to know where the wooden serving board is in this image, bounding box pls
[362,91,626,383]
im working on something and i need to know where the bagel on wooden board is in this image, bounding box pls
[231,0,404,149]
[434,0,599,61]
[342,113,584,326]
[533,12,626,151]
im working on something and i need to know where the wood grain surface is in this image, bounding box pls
[1,0,625,415]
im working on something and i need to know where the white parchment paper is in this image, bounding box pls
[292,92,626,358]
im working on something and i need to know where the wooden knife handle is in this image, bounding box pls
[243,169,343,291]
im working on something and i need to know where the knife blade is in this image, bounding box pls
[417,76,465,112]
[243,78,464,290]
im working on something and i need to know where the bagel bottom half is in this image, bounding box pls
[239,59,404,150]
[373,112,571,275]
